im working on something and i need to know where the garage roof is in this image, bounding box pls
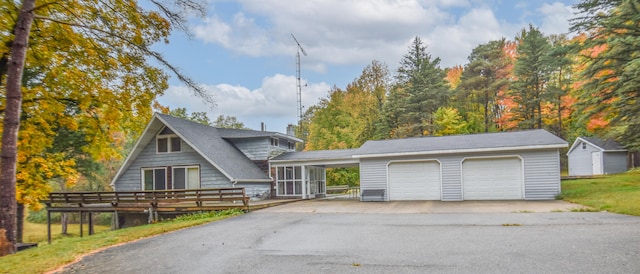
[271,129,567,164]
[354,129,567,158]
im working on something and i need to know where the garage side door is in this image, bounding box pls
[462,157,523,200]
[388,161,441,200]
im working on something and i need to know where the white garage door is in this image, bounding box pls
[463,157,523,200]
[388,161,441,200]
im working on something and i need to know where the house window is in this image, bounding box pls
[142,168,167,190]
[271,137,279,147]
[276,166,302,196]
[157,127,181,153]
[582,142,587,149]
[172,166,200,189]
[288,141,296,150]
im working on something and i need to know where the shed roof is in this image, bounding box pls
[568,136,627,154]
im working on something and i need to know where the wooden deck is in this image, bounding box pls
[43,188,253,243]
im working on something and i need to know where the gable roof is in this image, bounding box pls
[111,113,295,186]
[568,136,627,154]
[353,129,567,158]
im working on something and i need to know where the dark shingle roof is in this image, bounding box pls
[272,149,360,161]
[354,129,567,157]
[112,114,298,185]
[156,114,271,181]
[271,129,567,164]
[581,136,626,151]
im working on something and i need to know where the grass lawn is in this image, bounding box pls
[0,210,242,274]
[560,170,640,216]
[23,218,111,243]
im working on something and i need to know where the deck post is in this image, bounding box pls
[47,210,51,244]
[148,207,154,223]
[79,211,83,237]
[88,212,94,235]
[112,211,119,230]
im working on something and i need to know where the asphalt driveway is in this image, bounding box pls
[57,200,640,274]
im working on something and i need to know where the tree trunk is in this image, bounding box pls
[61,213,68,235]
[0,0,36,256]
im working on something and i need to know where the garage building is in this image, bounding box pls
[271,129,568,201]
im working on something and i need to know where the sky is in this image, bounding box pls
[154,0,581,133]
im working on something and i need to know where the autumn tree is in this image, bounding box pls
[0,0,209,254]
[432,107,469,136]
[305,61,390,185]
[511,25,553,129]
[161,107,212,125]
[571,0,640,149]
[383,37,449,137]
[544,35,575,139]
[457,39,511,133]
[214,115,246,129]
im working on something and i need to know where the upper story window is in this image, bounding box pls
[582,142,587,149]
[288,141,296,150]
[270,137,279,147]
[157,127,181,153]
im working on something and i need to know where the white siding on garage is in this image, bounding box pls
[359,158,390,200]
[521,150,561,200]
[462,157,523,200]
[388,161,441,200]
[359,149,562,201]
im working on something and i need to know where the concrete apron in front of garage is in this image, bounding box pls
[257,199,588,214]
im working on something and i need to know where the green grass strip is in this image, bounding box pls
[560,170,640,216]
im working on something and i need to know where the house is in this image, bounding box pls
[110,113,302,199]
[113,114,568,201]
[567,137,628,176]
[271,129,568,201]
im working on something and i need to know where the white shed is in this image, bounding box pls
[567,137,628,176]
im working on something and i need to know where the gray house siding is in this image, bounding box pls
[359,149,561,201]
[115,138,230,191]
[521,150,561,199]
[229,138,269,160]
[439,155,463,201]
[568,141,600,176]
[603,152,628,174]
[237,182,271,200]
[359,158,389,200]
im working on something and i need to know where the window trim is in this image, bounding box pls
[270,137,279,147]
[171,165,201,190]
[156,134,182,153]
[141,167,167,190]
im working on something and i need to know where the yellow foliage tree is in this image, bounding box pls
[0,0,209,253]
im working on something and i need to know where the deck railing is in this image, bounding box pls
[44,187,249,209]
[43,187,250,243]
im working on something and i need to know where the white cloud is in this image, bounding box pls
[426,8,505,67]
[538,2,576,35]
[157,74,331,132]
[193,0,450,71]
[192,15,232,47]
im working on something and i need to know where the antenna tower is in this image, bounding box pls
[291,33,307,132]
